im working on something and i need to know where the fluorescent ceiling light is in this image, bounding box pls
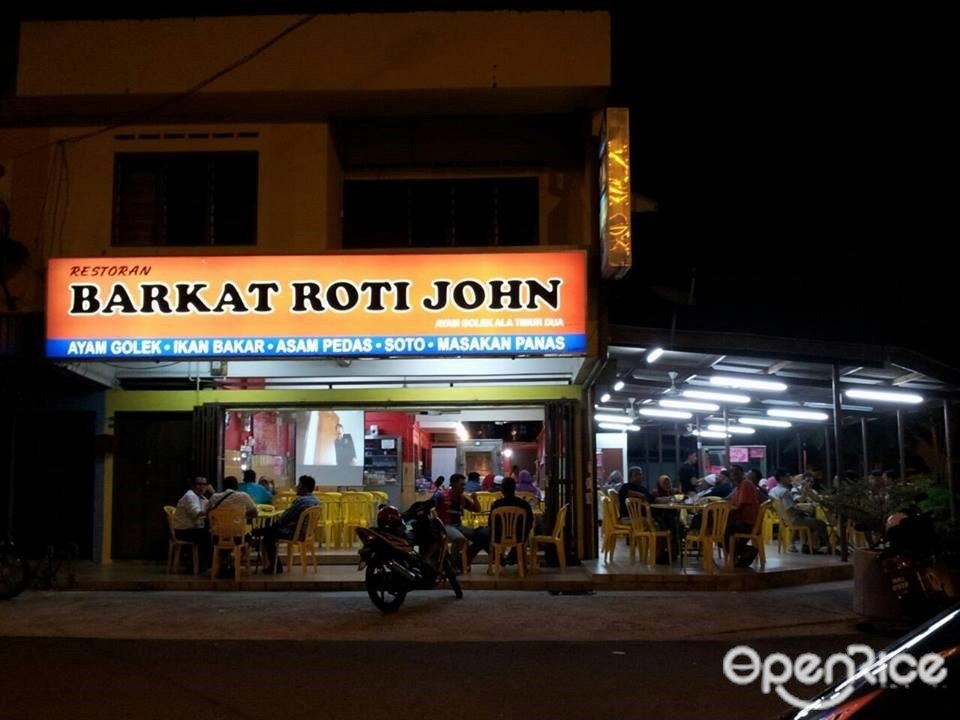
[598,422,640,432]
[707,423,755,435]
[693,430,729,439]
[804,402,874,412]
[646,347,665,363]
[659,399,720,412]
[613,380,625,391]
[638,408,692,419]
[767,409,829,421]
[709,375,788,392]
[594,413,634,424]
[600,392,611,403]
[738,417,792,428]
[844,389,924,404]
[682,389,751,404]
[455,422,469,441]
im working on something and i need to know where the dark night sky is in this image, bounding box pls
[2,3,955,364]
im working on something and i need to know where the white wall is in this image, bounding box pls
[431,448,457,484]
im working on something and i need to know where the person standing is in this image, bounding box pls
[678,451,700,494]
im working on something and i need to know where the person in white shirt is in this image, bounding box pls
[208,475,258,520]
[769,475,827,552]
[173,476,213,569]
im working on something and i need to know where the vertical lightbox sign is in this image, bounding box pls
[599,108,632,279]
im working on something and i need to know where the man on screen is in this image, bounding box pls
[334,423,357,466]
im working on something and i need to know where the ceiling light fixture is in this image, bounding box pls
[613,379,625,391]
[707,423,755,435]
[682,389,751,404]
[843,389,924,404]
[709,375,788,392]
[638,408,692,419]
[659,399,720,412]
[594,413,635,424]
[646,347,665,363]
[767,409,829,421]
[738,417,792,428]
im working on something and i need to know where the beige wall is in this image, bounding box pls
[18,12,609,96]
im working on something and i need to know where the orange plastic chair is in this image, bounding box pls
[164,505,199,575]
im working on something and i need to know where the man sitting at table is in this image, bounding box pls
[618,467,653,520]
[209,475,259,520]
[257,475,320,573]
[238,469,273,504]
[724,465,761,567]
[769,474,828,553]
[472,476,535,566]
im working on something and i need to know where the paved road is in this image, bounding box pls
[0,583,899,720]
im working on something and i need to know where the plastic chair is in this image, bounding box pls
[164,505,200,575]
[762,502,780,545]
[208,506,250,581]
[313,492,343,549]
[529,503,569,573]
[340,492,374,547]
[466,491,500,529]
[681,501,730,573]
[773,500,813,553]
[626,497,673,566]
[600,495,630,562]
[726,500,770,570]
[487,506,530,577]
[273,491,296,511]
[276,506,323,574]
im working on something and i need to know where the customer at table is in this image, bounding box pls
[618,467,653,519]
[434,473,483,569]
[724,465,761,566]
[747,468,770,502]
[481,472,496,491]
[209,475,258,520]
[516,469,542,506]
[173,476,214,570]
[472,476,535,565]
[465,471,483,493]
[697,469,733,499]
[238,469,273,504]
[257,475,320,573]
[653,474,678,498]
[769,473,828,553]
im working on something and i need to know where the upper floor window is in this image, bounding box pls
[343,177,538,249]
[112,152,258,246]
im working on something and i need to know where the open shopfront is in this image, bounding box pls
[45,251,594,563]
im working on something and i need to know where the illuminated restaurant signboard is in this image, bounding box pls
[599,107,632,279]
[46,251,587,359]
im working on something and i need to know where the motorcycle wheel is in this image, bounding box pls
[365,562,407,613]
[0,546,27,600]
[444,556,463,599]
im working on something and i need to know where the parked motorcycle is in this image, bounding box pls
[881,509,959,620]
[356,500,462,613]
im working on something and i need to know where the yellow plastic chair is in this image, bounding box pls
[340,492,374,547]
[487,506,530,577]
[773,500,814,553]
[273,491,296,511]
[762,502,780,545]
[530,503,569,573]
[314,492,343,549]
[681,501,730,573]
[816,505,839,555]
[208,505,250,581]
[276,506,322,574]
[600,495,630,562]
[626,497,673,566]
[516,491,542,516]
[164,505,199,575]
[465,491,499,529]
[726,500,770,570]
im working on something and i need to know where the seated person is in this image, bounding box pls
[210,475,259,520]
[618,467,653,519]
[769,474,828,552]
[746,468,770,502]
[724,465,761,566]
[465,471,482,493]
[697,470,733,499]
[653,474,678,498]
[472,476,534,565]
[257,475,320,573]
[172,476,214,570]
[434,473,483,568]
[238,469,273,504]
